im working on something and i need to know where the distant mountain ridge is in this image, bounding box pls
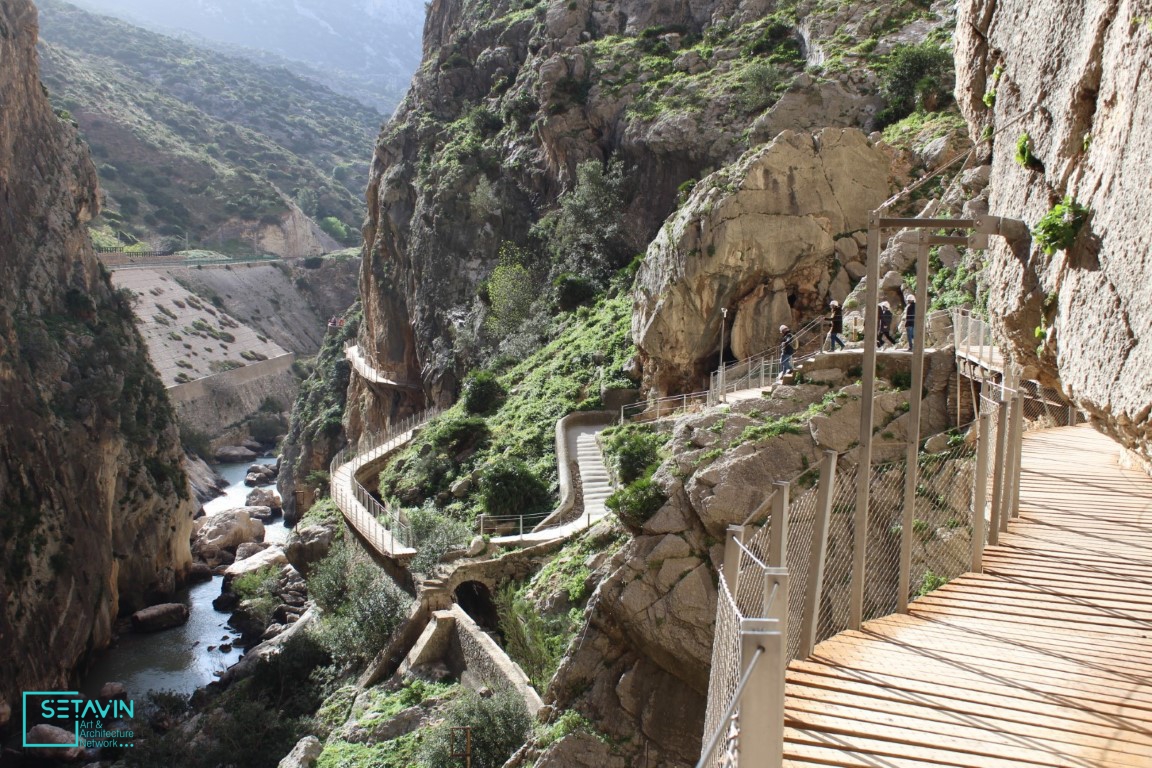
[68,0,426,113]
[37,0,378,252]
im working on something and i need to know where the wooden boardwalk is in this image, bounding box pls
[783,425,1152,767]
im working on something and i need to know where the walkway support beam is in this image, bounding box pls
[971,411,992,572]
[738,617,784,768]
[851,210,882,630]
[769,482,790,569]
[800,451,838,659]
[899,232,930,613]
[988,400,1008,545]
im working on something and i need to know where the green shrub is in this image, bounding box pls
[878,42,953,125]
[1033,196,1089,255]
[1014,132,1042,170]
[462,370,505,415]
[421,688,531,768]
[408,506,473,573]
[553,272,597,311]
[601,424,664,484]
[480,457,550,518]
[494,583,576,691]
[179,424,212,458]
[606,476,667,531]
[249,413,286,443]
[307,541,413,668]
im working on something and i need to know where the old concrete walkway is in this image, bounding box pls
[781,425,1152,767]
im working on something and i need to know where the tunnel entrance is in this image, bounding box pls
[454,581,502,637]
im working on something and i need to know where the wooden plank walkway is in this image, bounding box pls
[783,425,1152,767]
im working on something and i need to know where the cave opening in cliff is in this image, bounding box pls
[454,581,502,637]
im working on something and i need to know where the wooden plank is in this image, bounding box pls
[785,684,1152,758]
[787,672,1152,746]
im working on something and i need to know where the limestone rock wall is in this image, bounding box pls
[353,0,952,428]
[633,128,892,394]
[955,0,1152,460]
[0,0,196,715]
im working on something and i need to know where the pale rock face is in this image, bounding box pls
[632,128,892,394]
[956,0,1152,462]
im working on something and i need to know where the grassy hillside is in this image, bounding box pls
[36,0,377,248]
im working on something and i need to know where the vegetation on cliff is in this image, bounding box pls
[380,294,634,524]
[37,0,374,248]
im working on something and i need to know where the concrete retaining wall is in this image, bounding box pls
[400,605,544,716]
[172,356,297,438]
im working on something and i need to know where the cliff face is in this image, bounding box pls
[955,0,1152,461]
[355,0,953,432]
[0,0,196,716]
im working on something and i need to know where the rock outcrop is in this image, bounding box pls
[351,0,952,431]
[0,0,196,708]
[955,0,1152,463]
[633,128,892,394]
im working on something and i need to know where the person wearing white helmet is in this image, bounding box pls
[827,300,845,351]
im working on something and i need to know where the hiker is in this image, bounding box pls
[877,301,897,347]
[903,293,917,349]
[779,324,795,377]
[827,300,846,351]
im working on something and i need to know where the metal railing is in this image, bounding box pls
[952,308,1001,371]
[708,316,828,404]
[328,407,443,554]
[344,341,418,388]
[620,390,711,422]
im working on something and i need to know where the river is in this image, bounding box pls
[80,457,290,700]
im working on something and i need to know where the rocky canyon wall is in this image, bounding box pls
[354,0,952,432]
[955,0,1152,461]
[0,0,196,718]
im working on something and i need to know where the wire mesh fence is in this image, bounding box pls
[701,565,750,768]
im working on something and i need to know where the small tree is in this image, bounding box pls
[485,244,541,337]
[421,688,532,768]
[878,42,954,126]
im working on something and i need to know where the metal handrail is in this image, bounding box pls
[327,406,443,552]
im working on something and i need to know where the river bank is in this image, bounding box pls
[81,458,288,699]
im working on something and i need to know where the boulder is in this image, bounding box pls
[247,463,277,478]
[131,603,189,632]
[236,542,271,561]
[246,505,276,522]
[633,128,891,394]
[246,488,282,511]
[224,546,288,579]
[215,446,258,463]
[277,736,322,768]
[98,682,127,700]
[449,476,472,498]
[25,724,83,761]
[192,509,265,564]
[188,562,213,582]
[285,524,336,576]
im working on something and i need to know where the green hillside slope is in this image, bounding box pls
[36,0,378,249]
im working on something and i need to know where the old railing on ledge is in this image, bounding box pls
[328,407,443,553]
[697,387,1034,768]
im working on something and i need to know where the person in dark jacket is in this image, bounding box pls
[779,324,795,377]
[903,293,917,349]
[877,301,897,347]
[827,300,845,351]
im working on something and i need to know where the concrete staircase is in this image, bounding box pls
[574,427,613,518]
